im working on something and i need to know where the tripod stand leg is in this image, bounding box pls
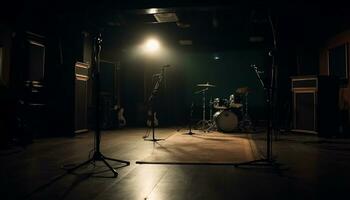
[206,120,216,132]
[185,130,194,135]
[144,138,165,142]
[185,119,194,135]
[66,151,129,177]
[103,155,130,165]
[196,120,209,131]
[100,158,118,177]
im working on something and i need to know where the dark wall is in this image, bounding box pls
[0,12,94,140]
[320,30,350,135]
[102,44,269,126]
[172,48,268,121]
[0,25,12,85]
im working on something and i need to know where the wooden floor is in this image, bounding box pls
[1,128,350,200]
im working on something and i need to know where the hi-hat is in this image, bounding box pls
[197,82,215,87]
[194,88,209,94]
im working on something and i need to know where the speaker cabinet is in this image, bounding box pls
[291,75,339,137]
[75,62,89,133]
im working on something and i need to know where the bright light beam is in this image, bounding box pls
[143,38,160,53]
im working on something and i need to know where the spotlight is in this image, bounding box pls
[143,38,160,53]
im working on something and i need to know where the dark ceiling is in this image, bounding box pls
[98,2,350,52]
[102,6,272,51]
[2,1,350,51]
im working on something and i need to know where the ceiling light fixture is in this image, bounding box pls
[143,38,160,53]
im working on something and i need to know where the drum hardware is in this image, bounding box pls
[234,86,254,131]
[194,87,209,94]
[238,92,253,131]
[197,82,216,87]
[228,94,243,109]
[192,84,253,133]
[208,94,243,132]
[206,87,254,133]
[213,97,229,110]
[208,93,243,132]
[206,98,217,132]
[209,97,213,120]
[206,120,217,132]
[229,94,235,105]
[195,82,215,132]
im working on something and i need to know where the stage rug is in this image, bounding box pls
[137,131,258,165]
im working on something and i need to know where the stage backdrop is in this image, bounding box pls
[105,46,269,126]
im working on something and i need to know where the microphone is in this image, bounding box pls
[250,64,258,70]
[251,64,264,73]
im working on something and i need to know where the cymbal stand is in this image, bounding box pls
[209,97,213,120]
[195,88,210,132]
[206,98,217,132]
[239,93,253,131]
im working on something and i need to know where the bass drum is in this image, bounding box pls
[213,109,241,132]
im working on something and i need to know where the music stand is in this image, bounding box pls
[67,33,129,177]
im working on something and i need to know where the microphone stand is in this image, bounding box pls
[144,67,167,142]
[235,11,278,168]
[252,65,265,89]
[184,102,195,135]
[66,33,129,177]
[266,12,278,162]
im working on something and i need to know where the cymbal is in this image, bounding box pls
[235,87,252,94]
[197,82,215,87]
[194,88,209,94]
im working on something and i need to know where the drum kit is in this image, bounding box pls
[194,82,253,133]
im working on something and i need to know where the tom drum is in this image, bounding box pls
[213,97,228,110]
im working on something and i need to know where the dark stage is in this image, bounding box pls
[1,1,350,200]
